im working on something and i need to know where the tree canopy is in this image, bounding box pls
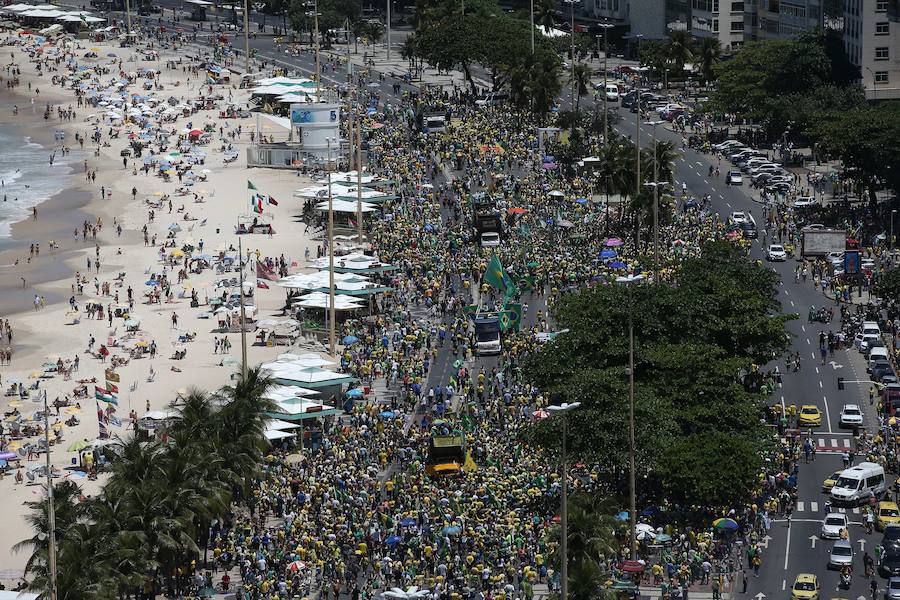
[522,241,792,508]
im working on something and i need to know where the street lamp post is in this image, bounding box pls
[326,137,336,354]
[386,0,391,61]
[243,0,251,73]
[892,209,897,252]
[565,0,577,112]
[645,120,664,279]
[547,401,581,600]
[530,0,534,53]
[313,0,321,97]
[597,23,613,145]
[634,34,643,249]
[615,274,644,560]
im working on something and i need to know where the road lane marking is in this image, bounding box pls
[810,501,818,512]
[791,300,795,307]
[824,395,832,433]
[784,519,791,569]
[797,501,805,511]
[819,381,823,388]
[815,366,819,373]
[807,338,811,345]
[802,325,806,332]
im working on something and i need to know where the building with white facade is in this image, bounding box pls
[690,0,747,49]
[843,0,900,99]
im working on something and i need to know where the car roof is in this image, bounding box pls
[832,539,852,549]
[795,573,817,583]
[825,512,848,520]
[843,404,860,410]
[880,501,899,509]
[801,405,818,410]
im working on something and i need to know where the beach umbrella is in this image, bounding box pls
[532,409,549,419]
[574,198,588,204]
[145,280,158,286]
[66,439,91,452]
[547,190,564,197]
[607,261,627,269]
[656,533,673,543]
[620,560,645,573]
[0,451,17,461]
[168,223,181,232]
[385,535,402,545]
[442,525,461,536]
[604,237,624,247]
[400,517,416,526]
[342,335,359,345]
[599,249,617,259]
[345,388,364,398]
[615,511,629,521]
[635,523,656,540]
[379,411,395,418]
[287,560,306,573]
[713,517,739,531]
[557,220,575,228]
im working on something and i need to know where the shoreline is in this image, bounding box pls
[0,31,321,579]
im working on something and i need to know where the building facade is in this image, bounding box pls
[744,0,824,39]
[689,0,747,49]
[843,0,900,99]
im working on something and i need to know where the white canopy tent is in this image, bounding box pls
[292,292,366,310]
[314,199,378,214]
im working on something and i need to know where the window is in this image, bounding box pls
[876,22,890,35]
[731,19,744,31]
[876,47,889,61]
[875,71,889,84]
[731,0,743,10]
[876,0,888,11]
[713,18,719,31]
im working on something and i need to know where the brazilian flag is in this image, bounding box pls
[499,303,521,332]
[463,304,478,316]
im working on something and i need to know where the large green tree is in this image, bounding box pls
[522,242,791,509]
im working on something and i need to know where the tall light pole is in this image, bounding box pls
[314,0,321,97]
[356,112,363,245]
[123,0,132,42]
[529,0,534,53]
[547,401,581,600]
[892,209,897,252]
[326,137,336,355]
[567,0,577,112]
[238,237,248,379]
[645,120,664,279]
[615,273,644,561]
[598,23,613,144]
[243,0,251,73]
[634,34,643,249]
[386,0,391,61]
[43,397,58,600]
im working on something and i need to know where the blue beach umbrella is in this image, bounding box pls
[342,335,359,345]
[599,249,617,259]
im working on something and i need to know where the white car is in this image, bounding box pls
[767,244,787,261]
[822,512,849,539]
[727,170,743,185]
[605,84,620,102]
[840,404,864,427]
[730,211,749,224]
[827,251,844,266]
[480,232,501,247]
[714,140,744,151]
[792,197,817,208]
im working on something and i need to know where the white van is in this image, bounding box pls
[869,346,890,370]
[830,462,886,505]
[605,84,620,102]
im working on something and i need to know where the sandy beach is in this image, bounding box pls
[0,33,322,581]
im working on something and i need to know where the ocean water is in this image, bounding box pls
[0,126,74,240]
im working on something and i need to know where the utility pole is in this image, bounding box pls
[598,23,612,144]
[243,0,251,73]
[314,0,321,97]
[123,0,132,42]
[634,35,643,249]
[326,138,336,355]
[43,397,58,600]
[529,0,534,53]
[569,0,576,112]
[548,402,580,600]
[238,237,248,379]
[356,112,363,245]
[386,0,391,61]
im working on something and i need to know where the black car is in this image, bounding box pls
[881,544,900,577]
[740,221,758,239]
[873,362,896,383]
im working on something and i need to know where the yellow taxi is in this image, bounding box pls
[791,574,820,600]
[877,501,900,531]
[798,405,822,427]
[823,470,843,492]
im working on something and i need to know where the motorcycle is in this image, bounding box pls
[839,571,852,589]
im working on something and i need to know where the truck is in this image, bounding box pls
[801,228,846,257]
[473,314,502,355]
[472,193,502,246]
[425,433,466,477]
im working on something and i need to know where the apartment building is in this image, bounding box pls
[689,0,747,49]
[744,0,825,39]
[843,0,900,99]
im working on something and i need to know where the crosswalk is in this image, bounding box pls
[636,586,730,600]
[793,500,864,514]
[816,437,852,452]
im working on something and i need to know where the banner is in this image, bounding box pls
[256,261,280,281]
[105,369,120,383]
[95,386,118,405]
[96,400,108,439]
[106,382,119,394]
[499,303,522,332]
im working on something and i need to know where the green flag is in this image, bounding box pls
[498,303,521,332]
[484,255,515,295]
[247,180,257,190]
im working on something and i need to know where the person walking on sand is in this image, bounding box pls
[171,312,178,328]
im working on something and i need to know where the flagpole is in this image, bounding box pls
[356,109,363,246]
[42,397,58,600]
[327,138,336,355]
[238,237,248,380]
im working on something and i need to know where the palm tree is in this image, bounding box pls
[698,36,722,88]
[218,367,277,484]
[570,63,592,115]
[533,0,556,32]
[665,30,694,86]
[642,140,680,183]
